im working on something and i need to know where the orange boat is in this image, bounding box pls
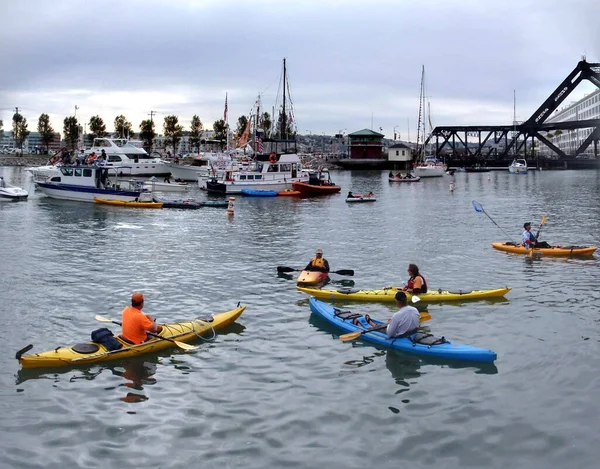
[297,270,329,286]
[292,181,341,196]
[278,190,301,196]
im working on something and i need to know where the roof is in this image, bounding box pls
[388,143,412,149]
[347,129,385,138]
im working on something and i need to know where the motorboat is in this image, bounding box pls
[34,166,148,202]
[85,138,170,177]
[508,159,528,174]
[206,153,310,194]
[25,162,62,182]
[412,157,446,178]
[130,176,190,192]
[0,177,29,200]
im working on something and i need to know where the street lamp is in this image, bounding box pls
[393,125,399,141]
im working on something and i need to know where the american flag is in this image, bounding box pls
[224,93,228,121]
[255,134,264,153]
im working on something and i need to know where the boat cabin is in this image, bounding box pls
[86,138,154,163]
[48,166,126,190]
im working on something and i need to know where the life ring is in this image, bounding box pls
[269,153,277,164]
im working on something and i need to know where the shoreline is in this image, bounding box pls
[0,155,49,167]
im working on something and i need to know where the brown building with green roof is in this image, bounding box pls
[335,128,387,168]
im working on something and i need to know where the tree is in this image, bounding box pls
[139,119,156,153]
[89,115,107,139]
[163,115,184,154]
[236,115,249,138]
[114,115,133,138]
[189,115,203,153]
[63,116,79,151]
[12,112,30,154]
[212,119,227,149]
[259,112,272,134]
[274,111,295,139]
[0,119,3,140]
[37,114,55,152]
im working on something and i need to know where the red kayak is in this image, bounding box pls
[296,270,329,286]
[292,181,341,196]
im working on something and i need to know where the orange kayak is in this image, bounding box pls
[296,270,329,286]
[492,242,597,257]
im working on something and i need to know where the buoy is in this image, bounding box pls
[487,174,491,181]
[227,197,235,215]
[449,181,454,192]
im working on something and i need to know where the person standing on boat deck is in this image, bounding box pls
[522,222,550,248]
[100,149,107,162]
[121,292,162,345]
[305,248,330,273]
[403,264,428,294]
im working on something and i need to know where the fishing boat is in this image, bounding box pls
[34,166,145,202]
[16,304,246,369]
[508,159,528,174]
[0,177,28,200]
[85,138,170,177]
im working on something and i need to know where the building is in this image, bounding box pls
[545,88,600,156]
[387,142,413,170]
[1,131,61,153]
[347,129,385,159]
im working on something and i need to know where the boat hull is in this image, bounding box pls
[492,242,597,257]
[297,285,511,303]
[388,177,421,182]
[309,298,496,363]
[413,165,446,178]
[35,182,141,202]
[297,270,329,286]
[346,196,376,203]
[164,163,209,181]
[292,182,341,195]
[18,306,246,369]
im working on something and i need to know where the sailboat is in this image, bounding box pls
[508,90,528,174]
[412,66,446,178]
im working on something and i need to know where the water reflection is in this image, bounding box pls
[111,359,157,403]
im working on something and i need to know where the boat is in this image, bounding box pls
[241,188,278,197]
[292,170,341,196]
[201,200,229,208]
[34,166,146,202]
[297,270,329,286]
[508,159,528,174]
[309,298,497,363]
[0,177,28,200]
[464,166,490,173]
[388,173,421,182]
[413,157,447,178]
[492,241,597,257]
[94,197,163,208]
[25,162,62,182]
[278,190,301,196]
[138,177,190,192]
[297,285,511,303]
[85,138,170,177]
[345,194,376,203]
[16,305,246,369]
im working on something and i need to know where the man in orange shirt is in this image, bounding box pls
[121,292,162,344]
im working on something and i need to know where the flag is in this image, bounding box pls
[236,118,251,148]
[255,134,264,153]
[224,93,228,122]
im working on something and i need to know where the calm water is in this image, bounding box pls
[1,167,599,469]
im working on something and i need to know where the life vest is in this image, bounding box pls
[311,257,325,269]
[407,274,428,293]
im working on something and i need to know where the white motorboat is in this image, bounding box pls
[25,162,62,182]
[137,177,190,192]
[413,157,446,178]
[205,153,309,194]
[35,166,146,202]
[508,158,528,174]
[0,177,29,200]
[85,138,170,177]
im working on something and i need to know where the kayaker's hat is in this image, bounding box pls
[131,292,145,304]
[316,248,323,255]
[524,222,531,229]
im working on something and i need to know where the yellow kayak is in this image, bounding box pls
[492,242,597,257]
[17,305,245,369]
[94,197,163,208]
[297,286,511,303]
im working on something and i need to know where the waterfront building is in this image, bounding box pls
[387,142,413,170]
[1,131,61,153]
[545,89,600,156]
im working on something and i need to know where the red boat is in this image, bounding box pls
[292,181,341,195]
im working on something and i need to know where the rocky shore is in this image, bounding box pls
[0,155,49,167]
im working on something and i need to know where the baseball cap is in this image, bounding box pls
[131,292,145,303]
[316,248,323,254]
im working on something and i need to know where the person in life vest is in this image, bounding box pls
[522,222,550,248]
[403,264,428,294]
[121,292,163,345]
[305,248,330,273]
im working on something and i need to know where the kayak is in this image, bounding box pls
[153,196,201,209]
[492,242,597,257]
[309,298,497,363]
[297,285,511,303]
[278,190,301,196]
[297,270,329,286]
[94,197,163,208]
[240,189,278,197]
[17,305,245,369]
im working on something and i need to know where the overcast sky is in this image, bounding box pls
[1,0,599,139]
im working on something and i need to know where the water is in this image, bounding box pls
[1,167,600,469]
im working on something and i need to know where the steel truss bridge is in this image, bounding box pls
[424,60,600,161]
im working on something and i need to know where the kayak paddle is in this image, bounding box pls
[472,200,516,243]
[339,311,432,342]
[277,266,354,276]
[94,315,198,351]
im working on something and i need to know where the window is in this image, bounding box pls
[108,155,122,162]
[60,168,73,176]
[255,175,262,180]
[267,164,278,172]
[83,169,92,177]
[239,175,246,180]
[402,150,405,156]
[395,150,399,156]
[74,168,82,176]
[280,163,292,172]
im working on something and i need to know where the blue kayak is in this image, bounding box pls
[240,189,278,197]
[309,298,497,363]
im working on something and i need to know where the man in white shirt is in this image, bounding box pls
[522,222,550,248]
[386,291,420,338]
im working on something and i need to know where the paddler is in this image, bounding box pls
[304,248,330,273]
[403,263,428,294]
[353,291,419,338]
[121,292,163,344]
[522,222,550,248]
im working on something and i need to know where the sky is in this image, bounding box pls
[1,0,599,140]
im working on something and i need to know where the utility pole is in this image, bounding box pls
[148,110,156,153]
[14,107,20,155]
[148,110,156,125]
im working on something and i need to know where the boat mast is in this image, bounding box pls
[416,65,425,159]
[281,58,287,141]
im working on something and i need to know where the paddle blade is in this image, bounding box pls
[541,215,547,225]
[333,269,354,276]
[173,340,199,351]
[95,315,113,323]
[277,266,297,273]
[472,200,484,212]
[339,331,363,342]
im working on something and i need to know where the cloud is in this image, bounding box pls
[1,0,599,138]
